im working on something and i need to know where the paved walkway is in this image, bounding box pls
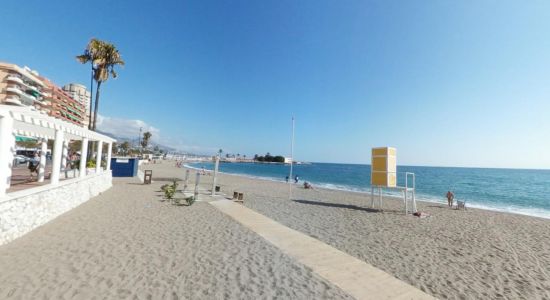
[209,198,436,300]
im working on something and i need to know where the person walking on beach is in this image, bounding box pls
[285,175,289,182]
[28,152,40,179]
[294,175,299,183]
[446,191,455,207]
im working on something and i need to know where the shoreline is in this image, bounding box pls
[184,163,550,221]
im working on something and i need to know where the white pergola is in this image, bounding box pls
[0,105,115,197]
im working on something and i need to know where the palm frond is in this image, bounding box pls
[76,54,91,64]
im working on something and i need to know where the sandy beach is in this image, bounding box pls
[0,170,351,299]
[2,161,550,299]
[164,163,550,300]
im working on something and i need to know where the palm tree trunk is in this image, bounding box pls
[89,81,102,156]
[88,65,94,130]
[87,66,94,161]
[92,81,102,131]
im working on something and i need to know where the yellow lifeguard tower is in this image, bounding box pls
[371,147,397,187]
[370,147,417,214]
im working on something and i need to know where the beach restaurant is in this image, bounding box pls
[0,105,115,245]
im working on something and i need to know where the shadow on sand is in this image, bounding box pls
[292,199,379,213]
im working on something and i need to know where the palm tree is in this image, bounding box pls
[120,141,130,156]
[76,39,101,129]
[218,149,223,157]
[77,38,124,131]
[141,131,152,149]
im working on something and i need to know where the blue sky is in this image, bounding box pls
[1,1,549,168]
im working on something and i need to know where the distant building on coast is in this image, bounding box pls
[62,83,91,127]
[0,61,87,127]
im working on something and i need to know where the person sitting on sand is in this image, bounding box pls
[303,181,313,189]
[446,191,454,207]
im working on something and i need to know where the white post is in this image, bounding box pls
[80,138,88,178]
[183,169,190,191]
[412,173,417,213]
[51,129,64,184]
[38,139,47,182]
[96,141,103,173]
[371,185,374,208]
[0,115,15,196]
[405,173,408,214]
[194,172,201,201]
[211,156,219,196]
[288,116,295,200]
[378,186,382,209]
[61,139,68,178]
[106,142,112,171]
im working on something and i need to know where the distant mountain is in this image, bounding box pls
[96,130,179,153]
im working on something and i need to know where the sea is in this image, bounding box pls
[187,162,550,219]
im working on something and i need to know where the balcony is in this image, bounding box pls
[6,75,24,85]
[26,89,40,98]
[18,92,37,106]
[16,78,44,96]
[27,85,41,94]
[4,97,23,106]
[6,86,23,96]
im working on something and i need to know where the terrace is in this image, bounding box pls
[0,105,115,245]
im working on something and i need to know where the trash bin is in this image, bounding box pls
[110,157,139,177]
[144,170,152,184]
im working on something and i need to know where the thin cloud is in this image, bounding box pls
[96,115,160,142]
[96,115,216,154]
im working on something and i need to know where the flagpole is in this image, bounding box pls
[289,116,295,200]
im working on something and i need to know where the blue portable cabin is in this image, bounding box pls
[110,157,139,177]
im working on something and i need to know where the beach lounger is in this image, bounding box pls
[457,200,466,210]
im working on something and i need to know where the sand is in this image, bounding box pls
[0,172,352,299]
[156,162,550,300]
[4,161,550,300]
